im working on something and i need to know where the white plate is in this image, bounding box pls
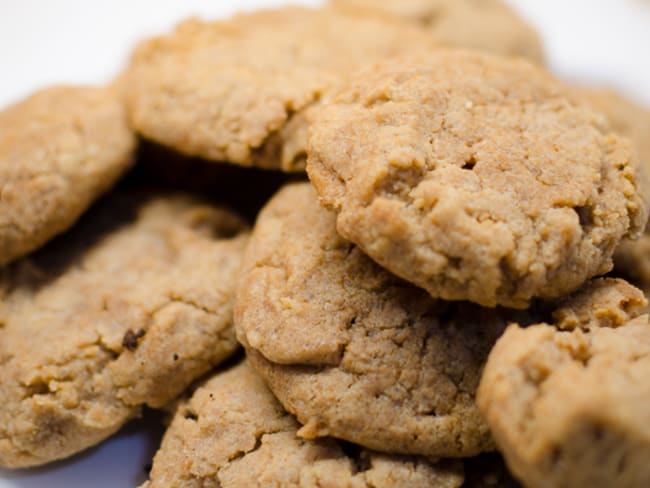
[0,416,163,488]
[0,1,648,486]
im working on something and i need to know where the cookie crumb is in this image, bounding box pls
[122,328,146,351]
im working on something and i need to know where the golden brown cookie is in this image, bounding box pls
[577,89,650,287]
[0,86,136,266]
[331,0,544,62]
[477,279,650,488]
[307,50,648,308]
[576,88,650,170]
[142,361,464,488]
[124,6,434,171]
[234,183,527,459]
[0,192,248,468]
[549,277,648,330]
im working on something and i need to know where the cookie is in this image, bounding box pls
[331,0,544,62]
[142,361,464,488]
[124,6,434,171]
[235,182,525,459]
[0,86,136,266]
[576,88,650,169]
[576,89,650,286]
[477,279,650,488]
[549,277,648,330]
[0,192,248,468]
[615,234,650,287]
[307,50,648,308]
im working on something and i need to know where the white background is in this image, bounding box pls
[0,0,649,108]
[0,0,649,486]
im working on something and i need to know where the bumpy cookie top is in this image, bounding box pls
[580,89,650,285]
[235,183,524,458]
[0,86,136,266]
[477,279,650,488]
[577,88,650,171]
[125,7,433,171]
[331,0,544,62]
[307,50,648,308]
[0,193,248,468]
[143,361,464,488]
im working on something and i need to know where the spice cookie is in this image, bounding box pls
[142,361,464,488]
[477,279,650,488]
[124,7,433,171]
[331,0,544,63]
[0,86,136,266]
[235,183,524,459]
[307,50,648,308]
[0,192,248,468]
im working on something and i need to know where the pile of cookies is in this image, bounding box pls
[1,1,650,487]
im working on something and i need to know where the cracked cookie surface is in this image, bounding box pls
[235,183,520,458]
[330,0,544,62]
[142,361,464,488]
[307,50,648,308]
[477,279,650,488]
[0,86,136,266]
[124,6,433,171]
[0,192,248,468]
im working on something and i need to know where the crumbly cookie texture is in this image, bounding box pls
[330,0,544,62]
[0,193,248,468]
[576,88,650,171]
[142,361,464,488]
[0,86,136,266]
[549,277,647,330]
[234,183,529,459]
[307,50,648,308]
[124,6,433,171]
[577,89,650,286]
[477,279,650,488]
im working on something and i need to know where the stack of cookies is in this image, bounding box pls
[1,2,649,487]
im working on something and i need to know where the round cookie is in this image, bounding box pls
[477,279,650,488]
[330,0,544,63]
[0,192,248,468]
[124,6,434,171]
[307,50,648,308]
[0,86,136,266]
[235,183,523,459]
[142,361,464,488]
